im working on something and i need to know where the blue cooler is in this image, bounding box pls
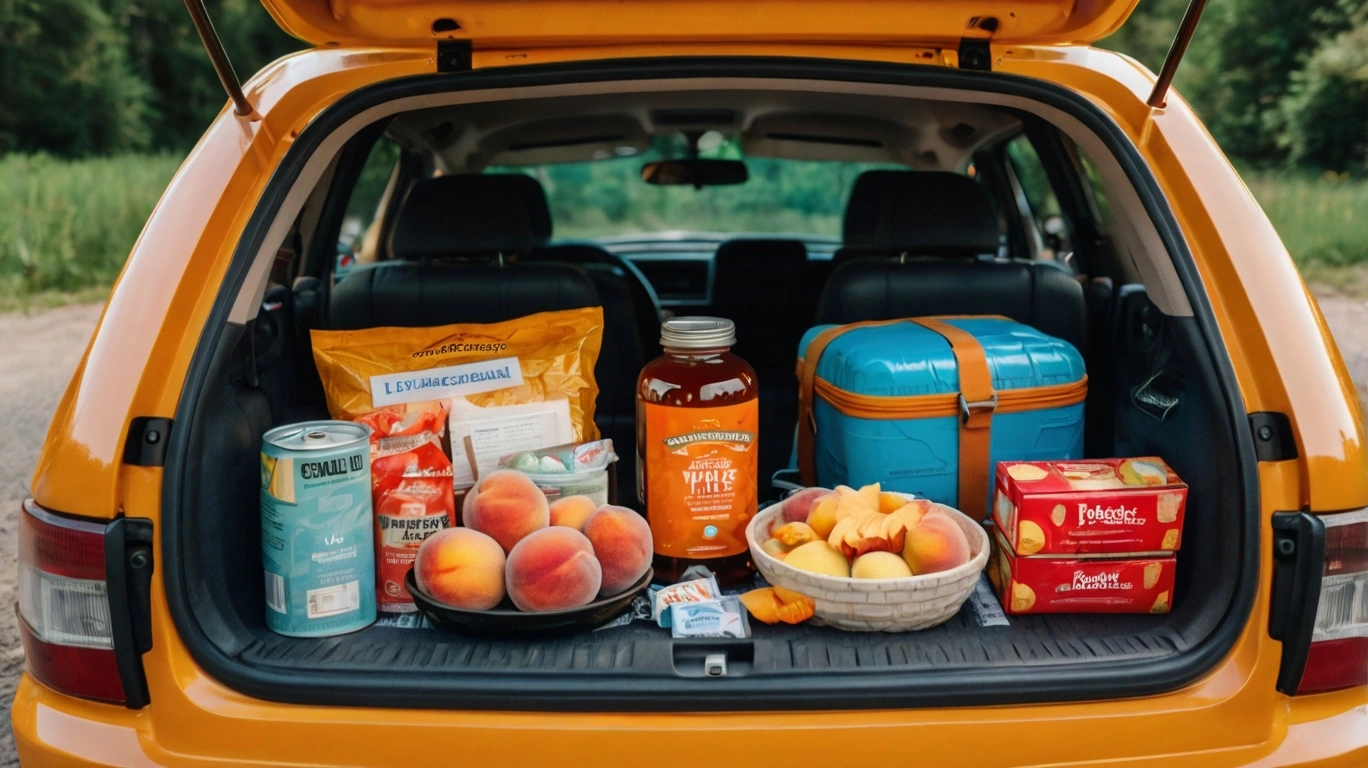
[796,317,1086,519]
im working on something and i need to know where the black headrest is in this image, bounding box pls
[842,170,902,245]
[391,176,535,260]
[714,239,808,268]
[842,171,999,256]
[455,173,553,244]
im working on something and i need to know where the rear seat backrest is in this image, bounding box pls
[817,170,1087,350]
[329,176,599,329]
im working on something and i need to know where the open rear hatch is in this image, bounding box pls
[163,58,1255,712]
[259,0,1142,48]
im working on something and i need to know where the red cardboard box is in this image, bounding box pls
[989,531,1176,615]
[993,458,1187,556]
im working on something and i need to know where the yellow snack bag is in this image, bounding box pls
[310,307,604,441]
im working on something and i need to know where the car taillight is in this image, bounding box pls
[16,500,125,704]
[1299,508,1368,694]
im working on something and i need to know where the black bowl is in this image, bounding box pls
[405,567,652,635]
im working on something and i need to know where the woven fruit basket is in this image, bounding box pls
[745,494,989,632]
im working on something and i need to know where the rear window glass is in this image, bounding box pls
[494,135,901,240]
[1073,145,1116,231]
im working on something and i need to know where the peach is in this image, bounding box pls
[878,492,909,514]
[832,513,907,560]
[581,504,653,596]
[549,495,597,531]
[902,512,973,576]
[783,541,850,578]
[806,494,840,539]
[833,483,881,521]
[782,487,833,524]
[740,587,815,625]
[889,499,931,530]
[462,470,550,553]
[760,538,788,560]
[505,527,603,612]
[414,528,507,611]
[851,550,914,579]
[771,521,820,548]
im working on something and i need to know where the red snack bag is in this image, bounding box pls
[993,458,1188,556]
[989,531,1176,615]
[356,402,456,613]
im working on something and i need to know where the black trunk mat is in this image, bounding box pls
[238,597,1183,675]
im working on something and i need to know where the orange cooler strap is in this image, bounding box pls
[797,318,996,519]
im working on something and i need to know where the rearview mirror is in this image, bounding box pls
[640,159,748,188]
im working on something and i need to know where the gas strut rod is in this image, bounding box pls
[182,0,254,117]
[1147,0,1211,108]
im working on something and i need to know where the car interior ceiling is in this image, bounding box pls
[179,84,1242,686]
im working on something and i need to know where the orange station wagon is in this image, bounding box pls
[12,0,1368,765]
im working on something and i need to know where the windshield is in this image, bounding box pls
[495,137,902,241]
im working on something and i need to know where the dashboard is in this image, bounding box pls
[593,232,839,308]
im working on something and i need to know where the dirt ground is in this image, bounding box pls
[0,295,1364,762]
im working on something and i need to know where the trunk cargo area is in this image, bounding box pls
[165,63,1253,711]
[179,304,1242,710]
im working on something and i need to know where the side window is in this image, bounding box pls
[338,138,402,277]
[1073,146,1115,233]
[1005,135,1074,269]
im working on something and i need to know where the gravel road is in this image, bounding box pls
[0,295,1364,762]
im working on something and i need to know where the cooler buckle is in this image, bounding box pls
[959,393,998,425]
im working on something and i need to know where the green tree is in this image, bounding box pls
[1277,7,1368,172]
[1100,0,1190,74]
[0,0,154,155]
[1181,0,1355,164]
[117,0,301,151]
[0,0,299,157]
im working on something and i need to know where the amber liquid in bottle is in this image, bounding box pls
[637,321,759,587]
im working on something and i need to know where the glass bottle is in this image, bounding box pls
[637,317,759,586]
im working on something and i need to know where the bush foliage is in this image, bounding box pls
[0,0,1366,175]
[0,0,298,155]
[2,0,1368,307]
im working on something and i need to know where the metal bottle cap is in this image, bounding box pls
[660,317,737,350]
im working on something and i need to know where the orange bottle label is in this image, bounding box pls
[643,400,759,559]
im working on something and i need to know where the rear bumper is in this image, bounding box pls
[12,673,1368,768]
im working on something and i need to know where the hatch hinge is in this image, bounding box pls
[957,38,992,71]
[123,417,173,467]
[1249,412,1298,462]
[1268,511,1325,695]
[437,39,473,73]
[105,517,154,708]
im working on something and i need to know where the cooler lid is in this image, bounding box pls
[799,317,1085,397]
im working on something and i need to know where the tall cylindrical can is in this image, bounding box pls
[260,421,376,637]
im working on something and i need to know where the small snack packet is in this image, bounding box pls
[652,575,722,627]
[355,401,456,614]
[670,598,752,639]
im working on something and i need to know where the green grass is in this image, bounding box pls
[0,153,180,311]
[1244,172,1368,291]
[2,153,1368,313]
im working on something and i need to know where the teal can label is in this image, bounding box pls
[260,421,376,637]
